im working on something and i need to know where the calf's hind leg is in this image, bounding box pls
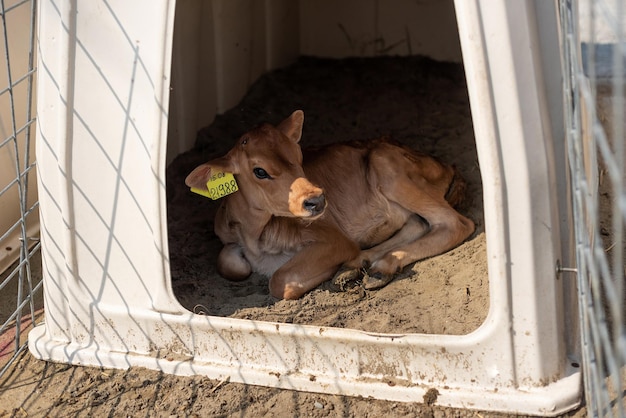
[361,147,475,289]
[334,214,429,289]
[350,214,430,268]
[365,179,474,289]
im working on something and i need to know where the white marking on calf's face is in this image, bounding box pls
[288,177,325,218]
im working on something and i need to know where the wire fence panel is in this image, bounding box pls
[0,0,41,378]
[0,1,622,416]
[560,0,626,416]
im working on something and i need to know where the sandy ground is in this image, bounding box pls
[0,56,597,417]
[0,347,588,418]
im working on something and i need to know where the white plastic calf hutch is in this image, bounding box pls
[30,0,581,415]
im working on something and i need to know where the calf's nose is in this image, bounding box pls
[303,194,326,216]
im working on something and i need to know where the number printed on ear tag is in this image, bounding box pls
[190,172,239,200]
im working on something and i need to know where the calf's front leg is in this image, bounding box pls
[269,227,359,299]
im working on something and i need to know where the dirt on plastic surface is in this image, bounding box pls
[3,346,589,418]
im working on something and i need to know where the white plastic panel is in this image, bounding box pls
[299,0,462,61]
[167,0,300,163]
[166,0,460,163]
[30,0,581,415]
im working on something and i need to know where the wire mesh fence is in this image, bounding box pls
[0,0,623,415]
[560,0,626,416]
[0,0,41,378]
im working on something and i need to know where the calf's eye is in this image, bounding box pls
[253,167,271,179]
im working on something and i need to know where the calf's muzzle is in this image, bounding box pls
[303,194,326,216]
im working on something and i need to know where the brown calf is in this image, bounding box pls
[185,110,475,299]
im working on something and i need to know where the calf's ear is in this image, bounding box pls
[277,110,304,143]
[185,156,238,190]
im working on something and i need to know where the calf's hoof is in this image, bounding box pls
[363,271,394,290]
[332,267,362,291]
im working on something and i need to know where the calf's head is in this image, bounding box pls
[185,110,326,218]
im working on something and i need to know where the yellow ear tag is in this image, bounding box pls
[190,171,239,200]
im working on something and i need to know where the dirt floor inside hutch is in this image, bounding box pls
[0,56,590,417]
